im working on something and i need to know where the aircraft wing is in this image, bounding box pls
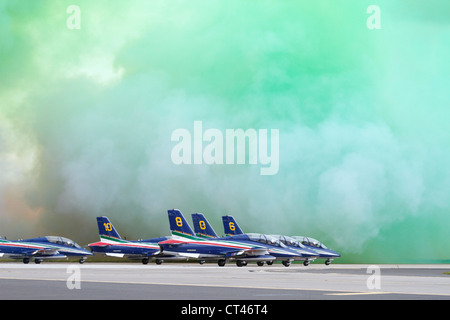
[104,252,125,258]
[14,248,59,257]
[104,251,160,259]
[223,248,269,258]
[30,248,61,256]
[10,248,67,260]
[243,248,270,256]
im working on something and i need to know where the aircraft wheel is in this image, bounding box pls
[282,260,291,267]
[35,259,42,264]
[218,259,226,267]
[23,258,30,264]
[257,261,264,266]
[155,259,163,265]
[236,260,247,267]
[266,261,273,265]
[325,259,331,265]
[303,260,310,266]
[199,260,205,265]
[142,258,149,264]
[79,258,86,264]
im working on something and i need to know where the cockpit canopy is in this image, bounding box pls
[291,236,328,249]
[246,233,287,248]
[44,236,83,248]
[270,235,306,248]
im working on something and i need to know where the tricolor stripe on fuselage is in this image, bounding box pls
[94,235,161,250]
[167,232,266,252]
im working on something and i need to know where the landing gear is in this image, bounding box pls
[325,259,331,265]
[142,257,149,264]
[34,259,42,264]
[218,259,226,267]
[236,260,247,267]
[282,260,291,267]
[155,259,163,265]
[23,258,30,264]
[303,260,310,266]
[257,261,265,266]
[79,258,86,264]
[199,260,205,265]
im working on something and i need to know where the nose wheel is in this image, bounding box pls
[282,260,291,267]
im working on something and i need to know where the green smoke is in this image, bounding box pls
[0,0,449,263]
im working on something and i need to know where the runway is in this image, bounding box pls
[0,263,449,301]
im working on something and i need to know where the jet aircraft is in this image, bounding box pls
[191,212,308,267]
[291,236,340,265]
[88,216,184,264]
[158,209,276,267]
[268,235,319,266]
[222,215,328,266]
[0,235,92,264]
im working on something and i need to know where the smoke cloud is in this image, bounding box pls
[0,0,449,262]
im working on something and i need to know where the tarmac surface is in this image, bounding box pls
[0,262,449,301]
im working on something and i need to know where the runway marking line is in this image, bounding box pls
[326,292,389,296]
[1,276,450,298]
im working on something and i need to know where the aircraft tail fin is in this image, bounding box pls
[168,209,196,238]
[96,216,122,240]
[222,215,244,236]
[192,213,218,238]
